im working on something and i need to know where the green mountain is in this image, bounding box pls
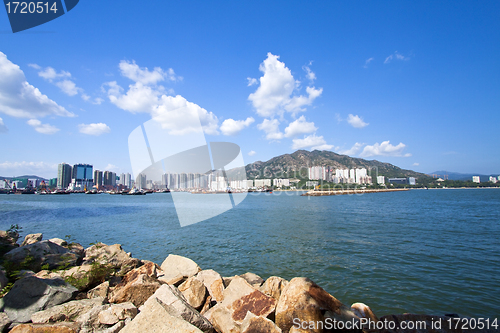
[245,150,431,181]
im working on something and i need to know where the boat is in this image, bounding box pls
[124,188,146,195]
[51,190,70,195]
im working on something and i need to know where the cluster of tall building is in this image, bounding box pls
[57,163,132,191]
[308,166,373,184]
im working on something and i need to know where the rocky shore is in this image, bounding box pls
[0,229,496,333]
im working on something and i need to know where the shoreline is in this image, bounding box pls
[301,188,410,196]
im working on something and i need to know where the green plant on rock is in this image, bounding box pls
[64,261,113,291]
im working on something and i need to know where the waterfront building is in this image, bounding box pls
[409,177,416,185]
[103,171,116,186]
[71,164,93,190]
[136,173,147,189]
[94,170,103,188]
[273,179,290,187]
[254,179,271,188]
[388,178,408,184]
[489,176,497,183]
[305,181,319,187]
[49,178,57,188]
[57,163,72,189]
[472,176,480,183]
[123,173,132,188]
[377,176,385,184]
[247,180,254,188]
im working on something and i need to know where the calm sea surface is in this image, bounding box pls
[1,189,499,318]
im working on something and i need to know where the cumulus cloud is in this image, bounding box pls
[0,52,74,119]
[292,134,332,150]
[340,142,364,156]
[78,123,111,136]
[284,115,317,138]
[0,161,58,178]
[248,150,256,156]
[0,117,7,133]
[106,60,218,135]
[27,119,60,134]
[347,114,369,128]
[119,60,180,85]
[220,117,255,136]
[359,141,411,157]
[364,57,374,68]
[56,80,80,96]
[37,66,71,81]
[248,53,322,118]
[303,64,316,83]
[257,119,284,140]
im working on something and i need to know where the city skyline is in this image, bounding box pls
[1,2,499,179]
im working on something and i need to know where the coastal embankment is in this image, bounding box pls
[302,188,409,196]
[0,230,496,332]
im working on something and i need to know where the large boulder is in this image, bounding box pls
[21,233,43,246]
[10,322,80,333]
[87,281,110,299]
[147,284,215,333]
[275,277,360,333]
[195,269,225,302]
[207,276,276,332]
[120,297,203,333]
[178,276,208,309]
[31,297,106,323]
[351,302,378,322]
[74,304,111,333]
[49,238,67,246]
[160,254,201,285]
[0,265,9,290]
[0,276,77,323]
[3,240,78,272]
[98,302,137,325]
[108,273,161,307]
[83,243,139,274]
[259,276,289,301]
[0,312,11,332]
[0,229,19,256]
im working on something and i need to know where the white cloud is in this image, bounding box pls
[37,66,71,81]
[56,80,80,96]
[384,51,409,64]
[292,134,331,150]
[364,57,374,68]
[247,77,258,86]
[119,60,180,85]
[347,114,369,128]
[413,162,419,166]
[220,117,255,136]
[28,63,41,70]
[0,52,74,119]
[27,119,60,134]
[0,117,7,133]
[248,150,256,156]
[257,119,283,140]
[335,113,342,123]
[78,123,111,136]
[303,64,316,83]
[284,115,317,138]
[0,161,58,178]
[106,81,161,113]
[340,142,364,156]
[359,141,411,157]
[248,53,322,117]
[104,164,118,172]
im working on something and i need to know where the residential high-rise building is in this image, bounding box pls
[136,173,147,189]
[377,176,385,184]
[94,170,103,188]
[124,173,132,188]
[103,171,116,186]
[57,163,72,189]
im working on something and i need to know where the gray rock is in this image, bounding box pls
[239,272,264,288]
[98,302,137,325]
[159,254,201,285]
[77,304,111,333]
[0,230,19,256]
[0,312,11,333]
[87,281,110,299]
[3,240,78,272]
[49,238,67,247]
[147,284,215,333]
[9,322,80,332]
[83,243,139,274]
[0,265,9,290]
[0,276,78,323]
[120,297,203,333]
[21,233,43,246]
[99,320,125,333]
[31,297,106,324]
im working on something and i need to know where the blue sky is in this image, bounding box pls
[0,1,499,179]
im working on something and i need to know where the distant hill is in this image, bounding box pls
[245,150,432,180]
[0,175,48,181]
[430,171,499,182]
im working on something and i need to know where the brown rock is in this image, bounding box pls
[120,297,203,333]
[87,280,110,299]
[98,302,137,325]
[275,277,359,333]
[240,272,264,288]
[108,273,161,307]
[228,289,276,322]
[351,302,378,322]
[21,233,43,246]
[179,276,207,309]
[200,295,214,315]
[83,243,139,274]
[207,305,241,333]
[196,269,225,302]
[241,312,282,333]
[10,322,80,333]
[259,276,289,301]
[118,261,159,286]
[159,254,201,285]
[48,238,67,246]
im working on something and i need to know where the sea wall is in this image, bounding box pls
[0,231,495,333]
